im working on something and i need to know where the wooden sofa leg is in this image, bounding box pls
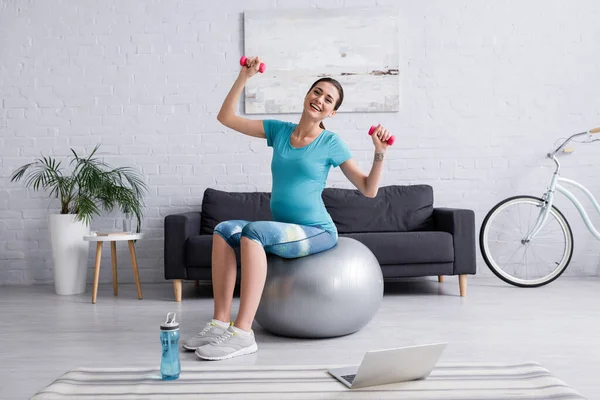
[438,276,444,283]
[459,275,467,297]
[174,279,182,302]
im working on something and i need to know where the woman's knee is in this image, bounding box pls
[214,220,246,248]
[214,220,244,237]
[240,235,261,248]
[212,231,230,248]
[241,222,266,246]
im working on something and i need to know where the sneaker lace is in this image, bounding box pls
[196,322,216,337]
[213,330,234,345]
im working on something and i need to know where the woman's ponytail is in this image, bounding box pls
[319,121,325,130]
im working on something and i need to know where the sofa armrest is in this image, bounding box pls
[164,212,202,280]
[433,208,476,275]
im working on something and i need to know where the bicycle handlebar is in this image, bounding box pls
[548,128,600,157]
[546,127,600,171]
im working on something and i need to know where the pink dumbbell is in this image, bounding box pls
[240,56,266,73]
[369,125,395,146]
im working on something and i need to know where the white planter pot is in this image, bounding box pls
[48,214,90,295]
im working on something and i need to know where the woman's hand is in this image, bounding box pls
[370,124,392,152]
[238,56,263,80]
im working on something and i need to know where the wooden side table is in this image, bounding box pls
[83,233,144,304]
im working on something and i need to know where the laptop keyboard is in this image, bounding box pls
[341,374,356,384]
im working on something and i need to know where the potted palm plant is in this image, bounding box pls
[10,144,148,296]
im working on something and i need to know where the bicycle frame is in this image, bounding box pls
[525,131,600,241]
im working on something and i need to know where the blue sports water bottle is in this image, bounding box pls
[160,312,181,380]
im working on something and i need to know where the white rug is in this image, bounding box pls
[32,362,585,399]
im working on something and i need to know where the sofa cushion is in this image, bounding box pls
[341,231,453,265]
[187,231,453,268]
[323,185,434,233]
[200,188,272,235]
[186,235,241,268]
[186,235,213,267]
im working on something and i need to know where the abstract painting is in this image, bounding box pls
[243,7,399,114]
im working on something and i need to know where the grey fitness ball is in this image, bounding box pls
[255,237,384,338]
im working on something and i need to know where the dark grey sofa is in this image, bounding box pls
[164,185,476,301]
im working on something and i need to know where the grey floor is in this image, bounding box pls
[1,276,598,400]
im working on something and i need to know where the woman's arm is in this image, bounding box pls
[340,152,385,198]
[339,125,391,198]
[217,57,266,139]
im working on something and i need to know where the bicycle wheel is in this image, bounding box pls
[480,195,573,287]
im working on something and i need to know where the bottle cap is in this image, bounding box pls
[160,312,179,330]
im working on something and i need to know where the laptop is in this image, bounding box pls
[328,343,447,389]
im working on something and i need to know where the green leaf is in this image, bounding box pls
[10,143,148,230]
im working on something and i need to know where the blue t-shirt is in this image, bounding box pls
[263,119,352,238]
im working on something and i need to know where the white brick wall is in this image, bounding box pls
[2,0,600,285]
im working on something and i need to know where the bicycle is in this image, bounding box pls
[479,127,600,287]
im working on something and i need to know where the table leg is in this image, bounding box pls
[111,241,118,296]
[92,242,102,304]
[128,240,143,300]
[174,280,182,302]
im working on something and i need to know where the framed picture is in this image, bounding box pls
[243,7,399,114]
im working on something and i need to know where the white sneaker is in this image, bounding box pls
[195,326,258,361]
[181,320,229,351]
